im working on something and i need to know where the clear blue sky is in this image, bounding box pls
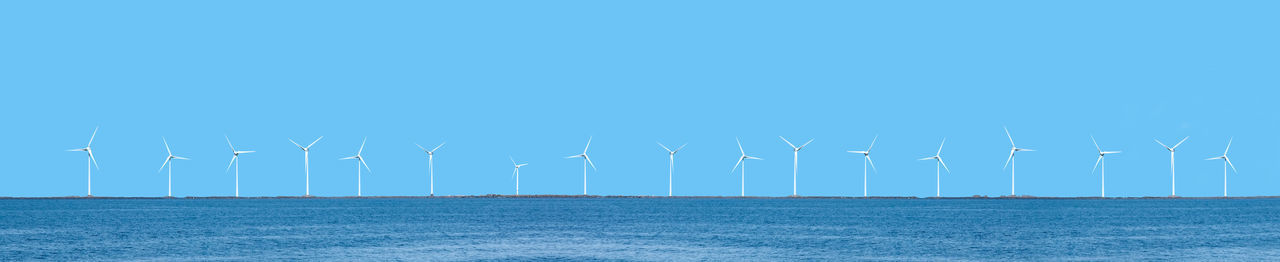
[1,1,1275,197]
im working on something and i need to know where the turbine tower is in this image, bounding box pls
[1154,136,1188,196]
[1206,138,1237,197]
[658,142,687,197]
[1091,136,1120,198]
[340,138,372,197]
[511,156,528,195]
[157,137,189,197]
[225,136,255,198]
[729,138,762,197]
[565,137,596,195]
[289,136,323,197]
[847,135,878,197]
[780,136,814,196]
[918,138,950,197]
[66,126,100,197]
[1003,127,1034,196]
[415,142,445,196]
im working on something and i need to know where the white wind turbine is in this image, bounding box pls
[847,135,878,197]
[340,138,372,197]
[225,136,255,198]
[658,142,687,197]
[780,136,814,196]
[157,137,190,197]
[289,136,323,197]
[565,137,596,195]
[729,138,762,197]
[1091,136,1121,198]
[918,139,950,197]
[66,126,100,197]
[415,142,445,196]
[1206,138,1237,197]
[511,156,528,195]
[1003,127,1034,196]
[1154,136,1188,196]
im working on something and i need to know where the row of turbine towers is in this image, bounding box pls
[65,126,1239,197]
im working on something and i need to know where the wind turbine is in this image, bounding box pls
[780,136,814,196]
[918,138,950,197]
[340,138,372,197]
[847,135,878,197]
[289,136,323,197]
[511,156,528,195]
[157,137,189,197]
[1091,136,1121,198]
[415,142,445,196]
[225,136,255,198]
[66,126,100,197]
[1154,136,1188,196]
[1003,127,1034,196]
[658,142,687,197]
[565,137,596,195]
[729,138,762,197]
[1206,138,1237,197]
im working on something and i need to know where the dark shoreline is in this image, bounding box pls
[3,195,1280,200]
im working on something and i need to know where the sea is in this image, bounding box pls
[2,198,1279,261]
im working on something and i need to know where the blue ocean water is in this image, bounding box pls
[2,198,1279,261]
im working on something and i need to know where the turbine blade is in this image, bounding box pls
[937,138,946,155]
[226,156,237,172]
[938,158,951,173]
[340,156,357,160]
[866,156,878,174]
[1224,138,1233,154]
[226,135,236,152]
[431,142,445,153]
[675,143,687,152]
[918,156,935,161]
[360,159,372,173]
[88,126,99,146]
[1102,151,1122,154]
[1091,135,1101,154]
[658,142,671,152]
[799,139,814,149]
[162,137,172,155]
[747,156,762,160]
[584,155,596,170]
[1004,126,1015,146]
[416,143,428,152]
[357,138,366,155]
[173,156,189,160]
[730,157,744,174]
[565,155,581,159]
[1206,156,1224,160]
[1225,157,1237,173]
[511,168,517,180]
[158,157,171,173]
[583,137,592,153]
[1092,156,1102,173]
[867,135,878,152]
[307,136,323,148]
[289,138,303,148]
[1154,138,1169,149]
[780,136,796,149]
[237,151,256,154]
[88,151,100,169]
[1003,150,1014,170]
[510,156,516,165]
[848,151,868,154]
[1172,136,1189,149]
[737,138,745,155]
